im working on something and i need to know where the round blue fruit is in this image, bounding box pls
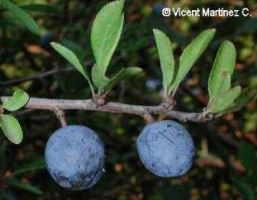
[45,125,105,190]
[136,120,195,177]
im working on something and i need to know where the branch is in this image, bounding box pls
[0,60,92,88]
[0,67,73,88]
[1,97,213,122]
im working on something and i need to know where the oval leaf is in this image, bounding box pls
[7,178,43,195]
[13,158,45,176]
[3,89,29,111]
[50,42,94,93]
[207,86,241,113]
[171,29,216,92]
[91,64,111,92]
[219,87,257,113]
[21,4,59,14]
[153,29,174,96]
[1,0,43,36]
[91,0,125,89]
[208,41,236,100]
[0,114,23,144]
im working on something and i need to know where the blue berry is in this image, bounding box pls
[136,120,195,177]
[45,125,105,190]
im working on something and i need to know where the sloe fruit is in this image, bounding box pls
[45,125,105,190]
[136,120,195,177]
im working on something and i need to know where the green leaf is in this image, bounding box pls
[0,114,23,144]
[207,86,241,113]
[50,42,94,93]
[8,178,43,195]
[91,0,125,89]
[153,29,174,96]
[208,41,236,100]
[1,0,43,36]
[171,29,216,92]
[219,87,257,113]
[91,64,110,91]
[51,42,86,77]
[21,4,59,14]
[2,89,29,111]
[104,67,143,92]
[13,158,45,176]
[61,39,86,61]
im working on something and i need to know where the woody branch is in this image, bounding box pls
[1,97,213,122]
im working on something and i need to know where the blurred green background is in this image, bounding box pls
[0,0,257,199]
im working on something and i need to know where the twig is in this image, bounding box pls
[0,60,93,88]
[0,67,73,88]
[53,108,67,127]
[1,97,213,122]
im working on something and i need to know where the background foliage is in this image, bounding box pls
[0,0,257,199]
